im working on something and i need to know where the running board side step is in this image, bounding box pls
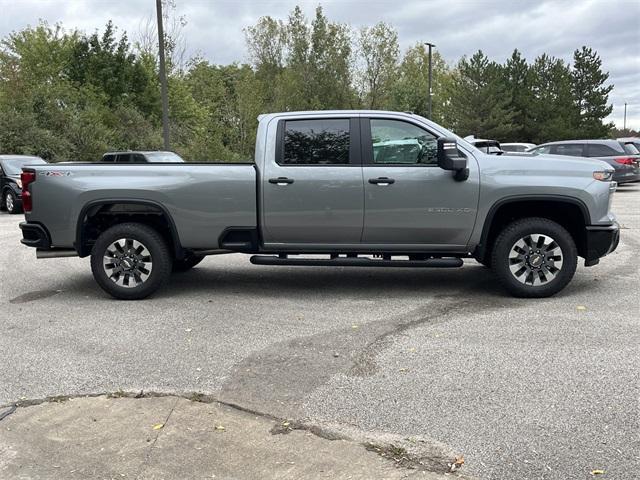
[250,256,463,268]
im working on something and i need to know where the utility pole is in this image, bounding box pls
[156,0,170,150]
[623,102,627,131]
[424,42,436,120]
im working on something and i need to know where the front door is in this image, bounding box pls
[361,117,479,248]
[262,117,364,246]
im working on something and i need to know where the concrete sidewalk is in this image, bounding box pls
[0,394,466,479]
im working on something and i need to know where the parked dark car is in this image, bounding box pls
[0,155,47,214]
[100,151,185,163]
[529,140,640,184]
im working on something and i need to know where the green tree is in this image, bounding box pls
[571,46,613,138]
[528,54,576,142]
[500,49,533,141]
[447,50,516,139]
[357,22,399,109]
[390,44,451,124]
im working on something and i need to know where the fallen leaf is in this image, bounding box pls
[576,305,587,311]
[449,455,465,472]
[407,348,416,353]
[590,470,605,475]
[215,425,225,431]
[351,325,359,329]
[152,423,164,430]
[184,328,192,332]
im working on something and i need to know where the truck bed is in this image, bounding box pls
[26,163,257,249]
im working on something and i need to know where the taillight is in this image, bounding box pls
[614,156,636,165]
[20,170,36,213]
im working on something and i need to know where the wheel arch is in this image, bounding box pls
[76,199,183,258]
[476,195,590,262]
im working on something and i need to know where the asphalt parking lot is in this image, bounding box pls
[1,183,638,479]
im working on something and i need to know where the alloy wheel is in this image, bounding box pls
[6,193,14,212]
[508,233,563,286]
[102,238,153,288]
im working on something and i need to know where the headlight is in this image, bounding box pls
[15,178,22,188]
[593,170,613,181]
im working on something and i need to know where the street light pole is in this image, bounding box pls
[623,102,627,131]
[156,0,170,150]
[424,42,436,120]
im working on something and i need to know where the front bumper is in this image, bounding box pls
[584,222,619,266]
[19,222,51,249]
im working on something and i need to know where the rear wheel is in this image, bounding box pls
[90,223,172,300]
[491,217,577,298]
[172,254,204,272]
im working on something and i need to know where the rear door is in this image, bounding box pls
[361,117,479,247]
[262,116,364,245]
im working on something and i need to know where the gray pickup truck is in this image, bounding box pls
[19,111,619,300]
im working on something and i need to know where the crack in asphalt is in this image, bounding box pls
[0,405,16,422]
[348,293,495,377]
[0,390,464,475]
[142,396,180,468]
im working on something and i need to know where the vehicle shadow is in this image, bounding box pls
[160,262,511,300]
[60,259,507,301]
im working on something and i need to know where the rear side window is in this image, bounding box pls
[116,154,131,163]
[551,144,584,157]
[622,143,639,155]
[586,143,624,157]
[131,154,147,163]
[281,119,350,165]
[102,155,115,162]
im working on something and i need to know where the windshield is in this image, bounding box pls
[1,157,45,175]
[144,152,184,163]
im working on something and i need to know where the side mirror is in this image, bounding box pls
[437,137,469,181]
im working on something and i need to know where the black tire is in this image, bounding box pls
[172,254,204,272]
[491,217,577,298]
[90,223,172,300]
[4,190,21,214]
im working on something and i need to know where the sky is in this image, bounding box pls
[1,0,639,129]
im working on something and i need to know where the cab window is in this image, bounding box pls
[280,119,350,165]
[370,119,438,165]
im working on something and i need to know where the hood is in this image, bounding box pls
[477,151,614,179]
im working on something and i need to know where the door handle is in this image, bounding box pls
[368,177,395,185]
[268,177,294,185]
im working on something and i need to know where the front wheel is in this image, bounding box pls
[90,223,172,300]
[4,190,20,214]
[491,217,577,298]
